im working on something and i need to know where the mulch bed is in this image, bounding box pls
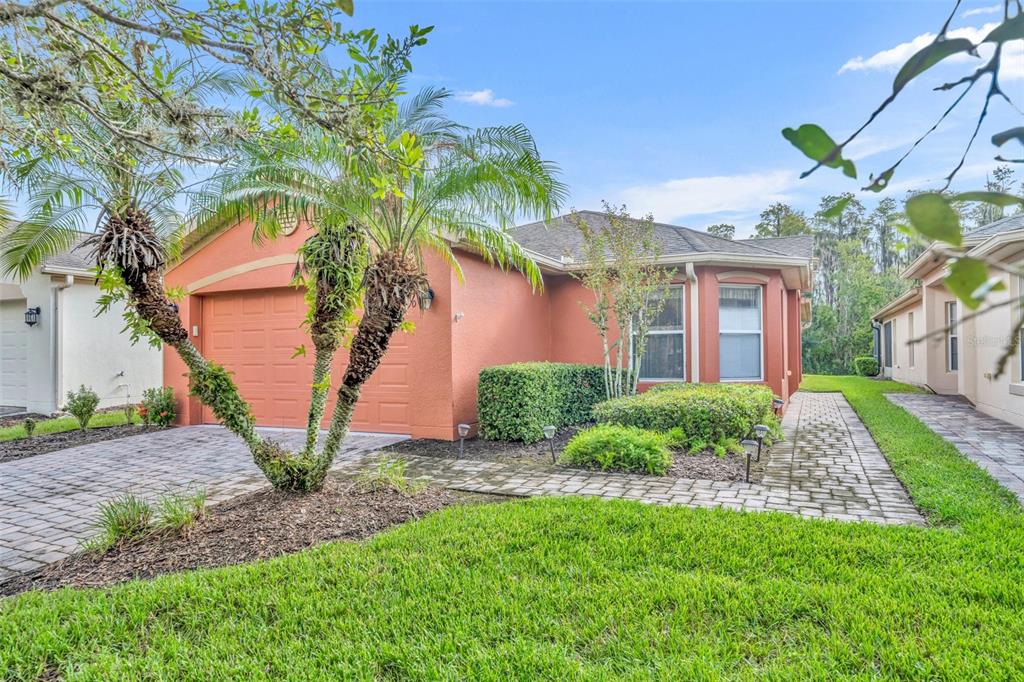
[0,478,485,597]
[0,412,47,428]
[382,424,585,467]
[0,425,167,464]
[385,425,768,483]
[665,450,765,483]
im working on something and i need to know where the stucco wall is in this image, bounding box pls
[882,300,929,388]
[0,271,162,412]
[164,219,458,439]
[448,255,551,434]
[58,281,163,410]
[959,268,1024,428]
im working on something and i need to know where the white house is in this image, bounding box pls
[874,214,1024,428]
[0,232,163,414]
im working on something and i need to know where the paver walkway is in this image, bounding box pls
[339,392,923,526]
[0,427,405,581]
[887,393,1024,504]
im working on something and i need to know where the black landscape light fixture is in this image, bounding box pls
[741,439,758,483]
[753,424,769,463]
[543,425,557,464]
[419,287,435,311]
[457,423,470,458]
[24,306,41,326]
[772,397,785,415]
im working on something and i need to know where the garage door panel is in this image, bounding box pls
[0,300,28,406]
[201,288,411,433]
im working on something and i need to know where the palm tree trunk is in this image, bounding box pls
[301,344,335,457]
[320,252,423,464]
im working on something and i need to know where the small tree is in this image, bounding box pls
[65,385,100,430]
[570,203,674,399]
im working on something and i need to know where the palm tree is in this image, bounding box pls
[1,94,266,458]
[199,87,566,489]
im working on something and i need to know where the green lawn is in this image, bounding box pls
[2,376,1023,679]
[0,412,141,442]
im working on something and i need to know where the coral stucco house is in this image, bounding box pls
[164,211,813,439]
[874,214,1024,428]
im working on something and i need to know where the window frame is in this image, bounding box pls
[907,311,915,369]
[1017,274,1024,384]
[718,284,764,382]
[633,284,686,382]
[945,300,958,373]
[883,320,893,369]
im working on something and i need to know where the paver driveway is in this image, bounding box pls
[0,427,405,580]
[887,393,1024,504]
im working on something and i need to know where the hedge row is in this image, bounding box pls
[592,383,780,449]
[477,363,611,443]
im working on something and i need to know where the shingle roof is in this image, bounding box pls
[736,235,815,259]
[510,211,808,263]
[965,213,1024,239]
[42,231,93,272]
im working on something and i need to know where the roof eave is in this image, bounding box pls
[873,286,922,320]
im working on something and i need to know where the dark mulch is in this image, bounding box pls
[0,425,167,464]
[0,412,47,428]
[385,425,769,483]
[382,424,586,467]
[665,450,766,483]
[0,478,490,597]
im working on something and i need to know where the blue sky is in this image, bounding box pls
[350,1,1023,237]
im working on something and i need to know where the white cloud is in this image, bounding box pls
[617,171,797,223]
[838,22,1023,80]
[964,4,1002,17]
[454,89,514,107]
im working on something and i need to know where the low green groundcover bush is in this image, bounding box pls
[478,363,614,443]
[854,355,879,377]
[561,424,672,475]
[593,383,779,451]
[64,385,100,430]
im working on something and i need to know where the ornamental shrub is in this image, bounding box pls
[562,424,673,475]
[141,387,177,427]
[592,383,780,451]
[65,385,100,430]
[854,356,880,377]
[477,363,614,443]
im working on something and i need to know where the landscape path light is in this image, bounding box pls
[752,424,770,465]
[457,423,470,459]
[543,425,557,464]
[741,439,759,483]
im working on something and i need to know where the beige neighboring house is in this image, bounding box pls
[0,232,163,414]
[874,214,1024,428]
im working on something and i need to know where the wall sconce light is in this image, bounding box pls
[24,306,41,327]
[543,425,557,464]
[419,288,435,311]
[457,423,470,459]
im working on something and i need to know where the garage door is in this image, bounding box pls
[0,299,28,407]
[200,288,412,433]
